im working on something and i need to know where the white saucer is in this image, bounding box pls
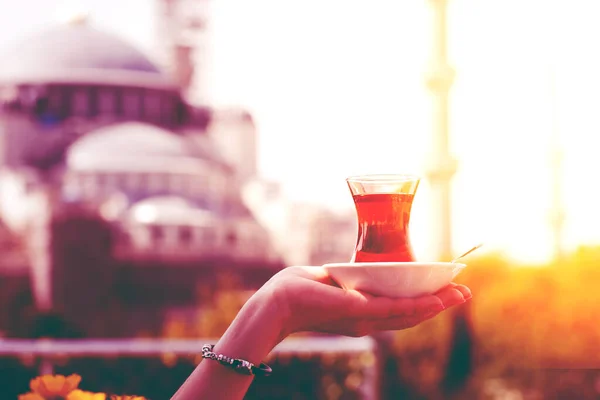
[322,262,467,298]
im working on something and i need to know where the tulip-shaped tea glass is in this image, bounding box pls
[347,174,420,263]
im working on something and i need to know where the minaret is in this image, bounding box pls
[28,188,53,312]
[546,0,565,263]
[425,0,457,261]
[548,61,565,262]
[155,0,211,102]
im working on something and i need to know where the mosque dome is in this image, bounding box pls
[66,122,227,173]
[0,23,175,89]
[128,196,218,227]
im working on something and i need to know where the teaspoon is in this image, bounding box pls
[451,243,483,263]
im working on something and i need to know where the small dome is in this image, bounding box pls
[67,122,226,173]
[129,196,217,227]
[0,24,175,88]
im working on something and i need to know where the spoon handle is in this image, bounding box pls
[452,243,483,263]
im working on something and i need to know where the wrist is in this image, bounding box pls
[259,276,296,340]
[171,290,285,399]
[213,287,287,365]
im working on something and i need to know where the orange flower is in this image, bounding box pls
[30,374,82,397]
[109,396,147,400]
[18,393,45,400]
[67,389,107,400]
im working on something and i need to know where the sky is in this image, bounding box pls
[1,0,600,263]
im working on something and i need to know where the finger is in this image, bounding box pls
[362,292,443,318]
[308,284,370,314]
[357,293,416,318]
[292,266,337,284]
[435,285,466,308]
[453,284,472,300]
[306,281,457,320]
[317,287,417,319]
[307,283,403,320]
[358,295,445,318]
[373,298,453,331]
[412,294,445,315]
[446,283,472,300]
[345,290,446,318]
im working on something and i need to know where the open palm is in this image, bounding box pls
[264,266,471,338]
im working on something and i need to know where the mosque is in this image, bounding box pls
[0,20,284,337]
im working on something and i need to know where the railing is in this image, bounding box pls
[0,336,379,400]
[0,336,376,356]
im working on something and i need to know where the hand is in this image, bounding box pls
[171,266,472,400]
[262,266,472,339]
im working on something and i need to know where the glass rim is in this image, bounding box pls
[346,174,421,184]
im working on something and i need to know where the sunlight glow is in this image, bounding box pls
[209,0,600,263]
[53,0,89,24]
[1,0,599,263]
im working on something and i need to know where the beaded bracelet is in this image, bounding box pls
[201,344,273,377]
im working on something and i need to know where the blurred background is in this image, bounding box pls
[0,0,599,399]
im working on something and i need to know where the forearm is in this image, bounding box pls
[171,292,285,400]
